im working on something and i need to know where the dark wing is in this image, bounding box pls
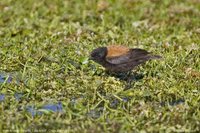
[106,54,130,64]
[106,48,161,65]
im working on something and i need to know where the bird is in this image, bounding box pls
[90,45,162,73]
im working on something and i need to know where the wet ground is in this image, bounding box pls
[0,72,185,118]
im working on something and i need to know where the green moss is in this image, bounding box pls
[0,0,199,132]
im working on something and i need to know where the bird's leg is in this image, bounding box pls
[105,70,113,76]
[125,71,134,90]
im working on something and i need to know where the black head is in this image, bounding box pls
[90,47,107,63]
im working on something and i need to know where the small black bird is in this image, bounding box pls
[90,45,161,72]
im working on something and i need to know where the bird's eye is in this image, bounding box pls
[91,52,97,57]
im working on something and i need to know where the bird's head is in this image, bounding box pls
[90,47,107,63]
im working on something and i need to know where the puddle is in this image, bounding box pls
[0,93,63,116]
[87,107,104,119]
[0,94,5,102]
[41,102,63,112]
[122,97,129,102]
[0,74,12,83]
[110,99,119,109]
[14,93,23,101]
[0,93,24,102]
[26,102,63,116]
[0,72,27,85]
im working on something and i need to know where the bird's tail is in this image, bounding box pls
[149,54,162,60]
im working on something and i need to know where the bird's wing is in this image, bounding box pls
[106,48,159,65]
[106,54,131,64]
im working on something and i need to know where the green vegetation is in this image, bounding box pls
[0,0,199,132]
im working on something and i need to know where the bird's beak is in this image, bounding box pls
[89,56,93,60]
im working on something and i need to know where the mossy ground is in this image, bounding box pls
[0,0,199,132]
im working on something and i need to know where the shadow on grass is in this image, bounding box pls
[104,71,144,90]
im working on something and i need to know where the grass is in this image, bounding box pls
[0,0,199,132]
